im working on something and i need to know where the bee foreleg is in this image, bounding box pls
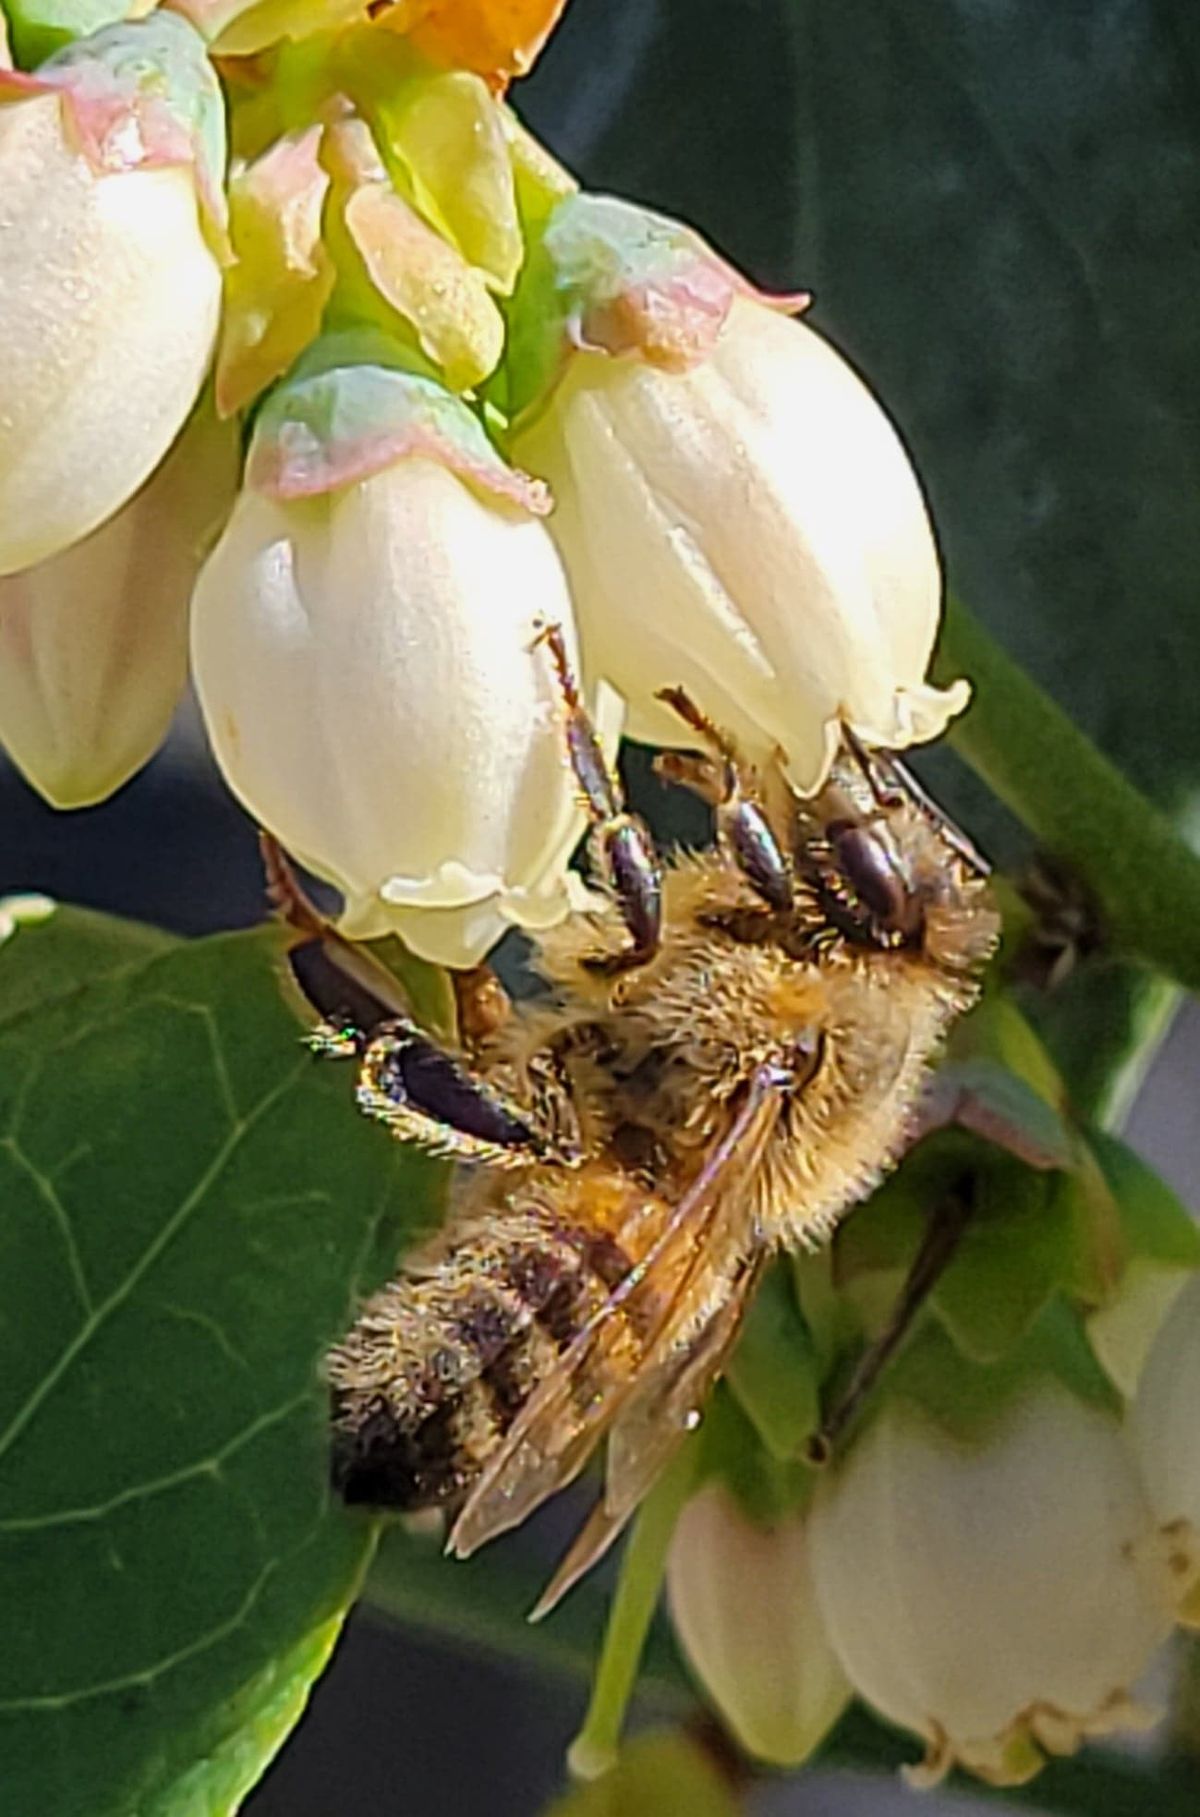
[358,1018,582,1168]
[653,689,792,912]
[536,621,663,976]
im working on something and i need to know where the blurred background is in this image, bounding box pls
[4,0,1198,1810]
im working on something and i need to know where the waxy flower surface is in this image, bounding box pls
[0,398,237,806]
[191,359,617,967]
[807,1390,1170,1787]
[666,1484,850,1767]
[514,196,967,794]
[0,15,225,574]
[1130,1272,1200,1624]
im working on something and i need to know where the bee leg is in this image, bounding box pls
[536,622,663,976]
[262,833,577,1167]
[452,963,512,1046]
[804,1191,973,1464]
[262,830,416,1044]
[356,1019,582,1167]
[654,688,793,912]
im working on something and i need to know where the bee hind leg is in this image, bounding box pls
[536,621,663,977]
[653,688,793,912]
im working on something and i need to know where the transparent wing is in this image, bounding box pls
[529,1252,767,1621]
[447,1062,787,1560]
[603,1246,768,1521]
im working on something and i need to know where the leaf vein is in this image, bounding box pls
[0,1561,280,1712]
[0,1391,312,1533]
[0,1134,94,1316]
[0,1059,308,1469]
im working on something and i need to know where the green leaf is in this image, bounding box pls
[1022,962,1181,1130]
[0,914,442,1817]
[885,1297,1121,1441]
[0,902,174,1020]
[697,1385,813,1528]
[542,1732,739,1817]
[726,1258,820,1460]
[931,1162,1068,1361]
[920,1057,1075,1170]
[1090,1128,1200,1268]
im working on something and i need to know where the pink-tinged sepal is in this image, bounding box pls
[542,192,809,374]
[247,351,550,513]
[0,14,227,237]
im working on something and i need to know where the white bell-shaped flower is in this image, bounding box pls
[513,195,966,793]
[807,1390,1171,1787]
[192,357,617,968]
[0,399,238,807]
[0,15,225,575]
[1129,1273,1200,1625]
[666,1484,850,1766]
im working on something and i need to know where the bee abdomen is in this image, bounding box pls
[329,1205,636,1513]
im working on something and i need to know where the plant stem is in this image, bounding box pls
[566,1442,699,1780]
[934,599,1200,997]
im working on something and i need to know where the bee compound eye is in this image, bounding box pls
[834,826,912,931]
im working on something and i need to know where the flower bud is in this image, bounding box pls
[513,196,966,793]
[0,399,238,807]
[1129,1273,1200,1624]
[808,1391,1170,1786]
[666,1484,850,1766]
[0,15,225,574]
[192,356,618,967]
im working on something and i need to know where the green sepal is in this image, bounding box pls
[38,13,226,203]
[792,1240,864,1376]
[881,1297,1122,1446]
[246,342,548,511]
[697,1386,815,1527]
[4,0,137,72]
[500,190,787,429]
[725,1259,821,1461]
[831,1130,970,1333]
[931,1161,1072,1362]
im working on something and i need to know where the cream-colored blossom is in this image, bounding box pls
[1129,1273,1200,1625]
[808,1391,1171,1787]
[192,366,616,966]
[0,22,224,573]
[0,401,238,807]
[666,1484,850,1766]
[514,199,965,793]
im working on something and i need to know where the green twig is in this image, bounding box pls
[934,599,1200,996]
[566,1443,700,1780]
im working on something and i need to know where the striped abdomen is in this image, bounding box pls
[328,1167,660,1512]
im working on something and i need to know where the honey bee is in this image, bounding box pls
[267,628,998,1614]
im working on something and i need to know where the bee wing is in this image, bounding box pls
[528,1252,767,1622]
[446,1062,787,1561]
[603,1246,768,1521]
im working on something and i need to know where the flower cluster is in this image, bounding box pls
[663,1018,1200,1789]
[6,0,1194,1801]
[0,0,966,961]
